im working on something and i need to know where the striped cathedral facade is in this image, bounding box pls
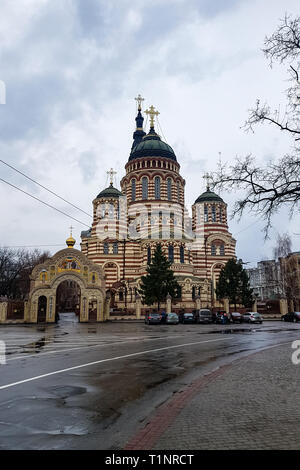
[80,97,236,314]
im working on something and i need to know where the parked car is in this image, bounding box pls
[196,309,213,324]
[214,311,230,324]
[179,312,195,324]
[231,312,243,323]
[242,312,263,324]
[281,312,300,322]
[166,313,179,324]
[145,312,162,324]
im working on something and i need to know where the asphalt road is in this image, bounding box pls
[0,315,299,450]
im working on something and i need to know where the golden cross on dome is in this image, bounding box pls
[107,168,117,186]
[203,172,212,191]
[135,94,144,111]
[69,225,74,237]
[145,105,160,128]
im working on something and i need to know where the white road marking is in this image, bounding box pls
[0,337,233,390]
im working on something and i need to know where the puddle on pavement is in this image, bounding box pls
[23,336,47,352]
[47,385,87,399]
[207,328,299,335]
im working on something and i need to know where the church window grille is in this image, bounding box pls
[113,242,118,254]
[108,205,114,219]
[168,245,174,263]
[212,206,216,222]
[131,178,136,202]
[103,242,109,254]
[220,245,225,256]
[167,178,172,201]
[180,245,185,263]
[204,205,208,222]
[219,207,222,222]
[211,244,216,256]
[155,176,161,199]
[142,177,148,199]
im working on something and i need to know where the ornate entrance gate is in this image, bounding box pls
[27,240,108,323]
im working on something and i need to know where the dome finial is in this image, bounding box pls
[107,168,117,187]
[135,94,144,112]
[145,105,160,131]
[203,172,212,191]
[66,226,76,248]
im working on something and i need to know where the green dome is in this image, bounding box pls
[96,184,123,199]
[129,131,177,162]
[195,190,224,204]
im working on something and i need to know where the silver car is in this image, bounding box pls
[166,313,179,324]
[243,312,263,324]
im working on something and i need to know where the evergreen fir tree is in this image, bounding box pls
[139,244,180,310]
[215,258,253,310]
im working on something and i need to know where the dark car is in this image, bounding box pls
[231,312,243,323]
[196,309,213,324]
[145,312,162,324]
[179,312,195,324]
[281,312,300,322]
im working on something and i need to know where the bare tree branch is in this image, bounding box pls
[212,14,300,237]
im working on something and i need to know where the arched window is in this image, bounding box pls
[131,178,136,202]
[155,176,161,199]
[103,242,109,254]
[108,204,114,219]
[113,242,118,254]
[192,286,196,299]
[177,182,180,202]
[212,205,216,222]
[142,177,148,200]
[147,246,151,264]
[167,178,172,201]
[180,245,184,263]
[211,244,216,256]
[168,245,174,263]
[220,244,225,256]
[204,205,208,222]
[219,206,222,222]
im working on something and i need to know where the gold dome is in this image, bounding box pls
[66,236,76,248]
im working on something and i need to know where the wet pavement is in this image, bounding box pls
[0,318,300,449]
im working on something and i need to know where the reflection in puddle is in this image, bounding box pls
[208,327,299,335]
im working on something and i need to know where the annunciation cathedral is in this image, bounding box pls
[80,96,236,315]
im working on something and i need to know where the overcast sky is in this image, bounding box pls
[0,0,299,267]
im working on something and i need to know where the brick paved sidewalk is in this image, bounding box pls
[125,343,300,450]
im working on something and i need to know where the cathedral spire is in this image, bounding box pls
[132,94,146,150]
